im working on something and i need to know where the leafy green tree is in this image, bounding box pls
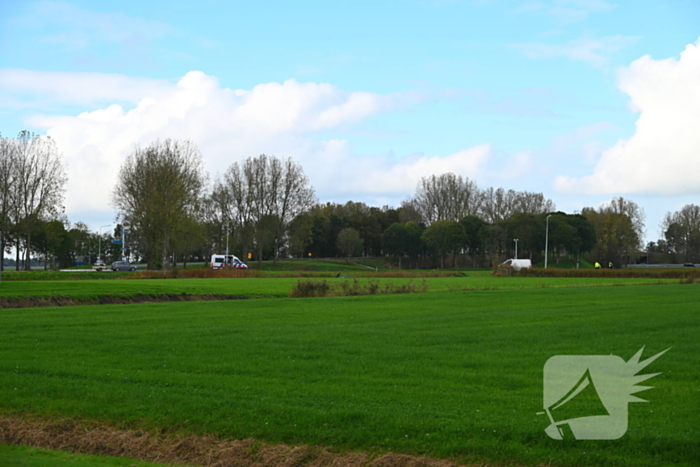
[336,227,363,257]
[33,219,73,269]
[382,223,411,268]
[564,214,597,264]
[460,215,488,266]
[288,212,315,258]
[403,221,425,258]
[505,213,544,259]
[421,220,466,268]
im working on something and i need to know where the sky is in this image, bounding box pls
[1,0,699,243]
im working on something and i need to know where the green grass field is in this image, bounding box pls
[0,444,182,467]
[1,278,698,467]
[0,273,677,302]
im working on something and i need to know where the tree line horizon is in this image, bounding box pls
[1,133,698,271]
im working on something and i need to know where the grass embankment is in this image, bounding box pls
[0,270,138,281]
[0,274,679,308]
[1,284,697,467]
[520,267,700,279]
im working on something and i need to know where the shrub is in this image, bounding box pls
[289,280,331,298]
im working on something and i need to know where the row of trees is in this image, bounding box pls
[108,141,611,269]
[0,132,68,270]
[5,133,696,270]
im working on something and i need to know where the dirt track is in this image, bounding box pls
[0,415,483,467]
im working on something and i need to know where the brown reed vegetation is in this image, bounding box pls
[131,268,264,279]
[289,279,428,298]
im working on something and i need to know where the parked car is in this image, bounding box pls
[93,260,106,271]
[210,254,248,269]
[111,261,137,271]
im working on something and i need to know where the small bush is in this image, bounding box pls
[289,280,331,297]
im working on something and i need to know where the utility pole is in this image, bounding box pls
[545,214,552,269]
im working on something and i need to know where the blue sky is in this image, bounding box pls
[1,0,699,242]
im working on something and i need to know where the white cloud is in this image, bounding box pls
[514,34,639,67]
[14,70,488,217]
[555,38,700,195]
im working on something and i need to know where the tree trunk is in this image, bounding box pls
[272,232,279,266]
[25,233,32,271]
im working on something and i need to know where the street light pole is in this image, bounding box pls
[225,221,230,259]
[545,214,552,269]
[99,224,111,261]
[514,238,519,259]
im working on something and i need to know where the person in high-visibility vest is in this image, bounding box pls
[594,262,601,269]
[608,261,613,269]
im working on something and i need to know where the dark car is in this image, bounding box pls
[683,262,695,267]
[111,261,137,271]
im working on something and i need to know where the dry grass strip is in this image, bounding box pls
[0,415,488,467]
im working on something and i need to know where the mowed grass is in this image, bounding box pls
[0,282,698,466]
[0,444,187,467]
[0,274,677,302]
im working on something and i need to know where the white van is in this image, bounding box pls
[210,254,248,269]
[500,259,532,271]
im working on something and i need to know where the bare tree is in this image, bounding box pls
[231,155,316,265]
[582,197,645,266]
[480,187,514,224]
[9,131,68,270]
[480,187,555,224]
[662,204,700,262]
[112,139,208,270]
[409,173,482,224]
[210,164,256,259]
[607,196,645,243]
[0,134,16,271]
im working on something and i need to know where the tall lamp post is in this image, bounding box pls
[98,224,111,261]
[225,221,231,259]
[514,238,519,259]
[545,214,552,269]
